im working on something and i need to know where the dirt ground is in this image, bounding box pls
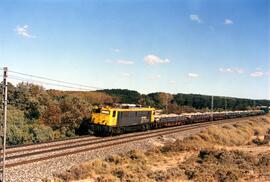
[47,115,270,182]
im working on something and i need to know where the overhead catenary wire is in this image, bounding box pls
[8,75,102,92]
[7,69,104,90]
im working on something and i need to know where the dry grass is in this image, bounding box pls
[178,149,270,182]
[48,115,270,182]
[184,116,270,147]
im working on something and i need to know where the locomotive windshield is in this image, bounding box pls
[92,108,110,114]
[92,108,101,113]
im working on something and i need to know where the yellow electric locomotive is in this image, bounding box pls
[90,104,155,135]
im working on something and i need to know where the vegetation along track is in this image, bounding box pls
[1,116,259,168]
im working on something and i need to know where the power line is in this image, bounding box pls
[8,75,102,92]
[8,69,104,90]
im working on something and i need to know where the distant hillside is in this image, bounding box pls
[101,89,270,111]
[101,89,141,104]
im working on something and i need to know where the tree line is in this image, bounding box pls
[102,89,270,112]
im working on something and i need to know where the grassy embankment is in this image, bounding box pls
[48,115,270,182]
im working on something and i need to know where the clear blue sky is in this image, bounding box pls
[0,0,269,99]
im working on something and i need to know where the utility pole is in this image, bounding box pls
[211,95,214,121]
[224,97,227,111]
[166,94,168,114]
[1,67,8,182]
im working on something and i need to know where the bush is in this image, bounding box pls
[4,106,31,145]
[29,124,54,143]
[7,124,30,145]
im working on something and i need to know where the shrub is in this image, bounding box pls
[29,124,54,143]
[4,106,31,145]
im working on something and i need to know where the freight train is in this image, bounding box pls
[89,104,267,136]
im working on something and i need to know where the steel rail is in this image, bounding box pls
[0,135,94,151]
[2,118,225,156]
[2,117,244,168]
[5,118,231,159]
[2,136,100,155]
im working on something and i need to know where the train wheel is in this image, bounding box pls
[145,124,150,130]
[141,124,148,131]
[113,127,122,135]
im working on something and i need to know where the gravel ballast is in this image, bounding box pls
[5,117,255,182]
[6,127,206,182]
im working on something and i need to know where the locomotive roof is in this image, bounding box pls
[100,106,155,111]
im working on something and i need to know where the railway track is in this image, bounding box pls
[0,117,258,168]
[3,135,101,155]
[2,135,96,150]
